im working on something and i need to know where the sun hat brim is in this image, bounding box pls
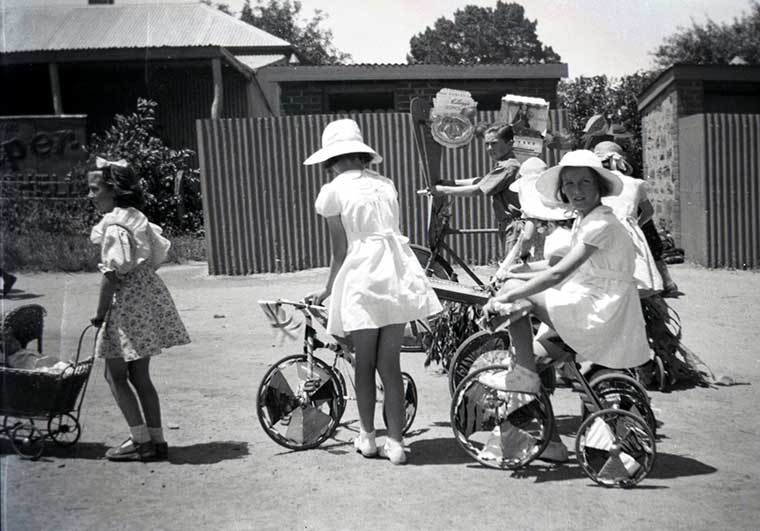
[303,140,382,166]
[509,176,575,220]
[536,160,623,205]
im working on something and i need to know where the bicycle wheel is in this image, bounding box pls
[575,408,656,488]
[582,372,656,436]
[448,330,511,396]
[451,365,553,470]
[48,413,82,447]
[256,354,346,450]
[379,372,418,435]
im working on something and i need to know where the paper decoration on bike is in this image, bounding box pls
[258,300,301,341]
[499,95,549,159]
[430,88,478,148]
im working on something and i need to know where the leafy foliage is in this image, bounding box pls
[201,0,233,16]
[240,0,351,65]
[652,1,760,68]
[84,99,203,235]
[407,2,561,65]
[557,71,658,173]
[425,302,482,368]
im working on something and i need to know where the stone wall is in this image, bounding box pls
[641,87,681,242]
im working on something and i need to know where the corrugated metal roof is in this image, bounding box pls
[236,54,287,71]
[1,3,290,54]
[258,62,569,82]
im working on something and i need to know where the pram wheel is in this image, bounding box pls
[583,373,657,436]
[575,408,656,488]
[381,372,418,435]
[256,355,346,450]
[10,422,46,460]
[48,413,82,447]
[451,365,553,470]
[448,330,511,396]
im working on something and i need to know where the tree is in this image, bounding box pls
[407,2,561,65]
[652,1,760,68]
[200,0,233,16]
[240,0,351,65]
[557,71,658,173]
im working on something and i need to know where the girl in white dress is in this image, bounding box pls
[595,142,663,295]
[482,150,650,461]
[304,120,442,464]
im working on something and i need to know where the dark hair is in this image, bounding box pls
[484,123,514,143]
[323,152,374,168]
[557,167,611,203]
[92,163,144,209]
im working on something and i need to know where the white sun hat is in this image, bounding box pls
[508,157,574,221]
[303,119,382,165]
[536,149,623,204]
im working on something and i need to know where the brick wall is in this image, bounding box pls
[641,87,681,242]
[279,78,559,115]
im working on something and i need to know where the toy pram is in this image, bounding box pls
[1,325,96,459]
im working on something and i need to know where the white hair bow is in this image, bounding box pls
[600,152,632,175]
[95,156,129,169]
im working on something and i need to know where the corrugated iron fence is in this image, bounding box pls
[679,113,760,269]
[197,110,568,275]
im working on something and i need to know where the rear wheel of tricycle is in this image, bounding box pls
[447,330,511,396]
[581,372,657,436]
[575,408,656,488]
[48,413,82,447]
[380,372,418,435]
[10,422,46,460]
[256,354,345,451]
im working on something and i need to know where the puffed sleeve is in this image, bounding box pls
[99,225,137,275]
[576,216,612,249]
[314,183,341,217]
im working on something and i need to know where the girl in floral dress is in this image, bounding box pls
[305,120,442,464]
[88,159,190,461]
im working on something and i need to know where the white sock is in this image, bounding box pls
[148,426,166,444]
[129,424,150,444]
[359,429,375,441]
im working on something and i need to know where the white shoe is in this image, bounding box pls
[379,439,407,465]
[353,431,377,458]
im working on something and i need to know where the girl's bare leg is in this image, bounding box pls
[349,328,379,434]
[375,324,406,443]
[105,358,144,427]
[127,358,161,429]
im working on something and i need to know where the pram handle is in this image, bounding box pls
[74,324,99,365]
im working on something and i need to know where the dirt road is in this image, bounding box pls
[2,263,759,530]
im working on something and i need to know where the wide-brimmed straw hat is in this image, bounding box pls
[303,119,382,166]
[536,150,623,204]
[508,157,574,221]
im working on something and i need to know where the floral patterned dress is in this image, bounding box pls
[91,207,190,361]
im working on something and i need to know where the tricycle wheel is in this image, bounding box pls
[256,354,345,450]
[381,372,418,435]
[583,372,657,436]
[10,422,46,460]
[448,330,511,396]
[575,408,656,488]
[3,416,24,432]
[48,413,82,447]
[451,364,553,470]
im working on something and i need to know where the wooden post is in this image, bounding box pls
[49,63,63,115]
[211,58,223,119]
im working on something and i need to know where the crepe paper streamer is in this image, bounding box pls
[285,406,332,445]
[499,421,537,462]
[618,451,641,476]
[598,455,631,481]
[585,417,616,451]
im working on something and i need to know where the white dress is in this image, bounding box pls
[602,174,663,293]
[315,169,442,337]
[544,206,650,369]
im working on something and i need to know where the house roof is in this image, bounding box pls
[0,2,290,54]
[638,64,760,112]
[236,54,288,71]
[257,62,568,83]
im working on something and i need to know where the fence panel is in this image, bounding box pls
[197,110,568,275]
[702,113,760,268]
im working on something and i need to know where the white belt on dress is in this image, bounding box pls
[349,230,410,245]
[584,267,635,283]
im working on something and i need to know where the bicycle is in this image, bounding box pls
[255,299,418,451]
